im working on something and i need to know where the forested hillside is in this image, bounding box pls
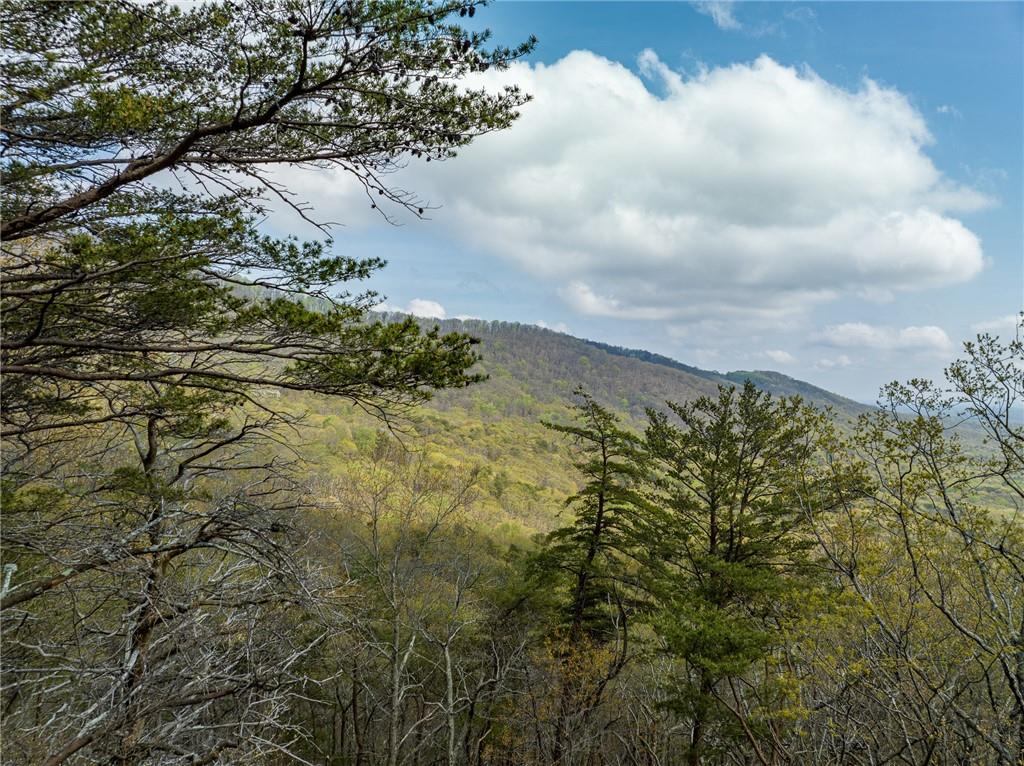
[576,336,871,418]
[298,315,876,540]
[2,3,1022,766]
[425,317,871,420]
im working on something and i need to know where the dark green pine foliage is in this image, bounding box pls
[1,0,535,240]
[0,209,485,437]
[0,3,535,761]
[2,0,536,436]
[644,382,831,765]
[535,387,652,646]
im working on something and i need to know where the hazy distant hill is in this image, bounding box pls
[576,335,872,419]
[428,318,722,422]
[413,316,871,423]
[720,370,872,415]
[279,296,870,419]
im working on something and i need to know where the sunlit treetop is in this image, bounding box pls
[1,0,535,239]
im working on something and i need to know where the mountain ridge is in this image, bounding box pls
[381,313,873,422]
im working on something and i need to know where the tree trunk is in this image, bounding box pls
[445,643,458,766]
[687,675,714,766]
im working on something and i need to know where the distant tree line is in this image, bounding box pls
[579,338,718,380]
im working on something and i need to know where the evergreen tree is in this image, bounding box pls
[1,0,533,240]
[0,2,533,761]
[537,388,651,643]
[531,388,652,763]
[644,382,833,766]
[2,0,534,435]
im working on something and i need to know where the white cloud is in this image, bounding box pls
[971,314,1021,334]
[375,298,447,319]
[692,1,741,30]
[763,349,796,365]
[815,354,853,371]
[936,104,963,119]
[411,52,988,325]
[290,51,989,328]
[815,323,953,353]
[534,319,570,333]
[784,6,819,26]
[558,281,677,321]
[407,298,446,318]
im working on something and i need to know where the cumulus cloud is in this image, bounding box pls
[971,314,1021,334]
[407,298,447,318]
[815,354,853,371]
[291,51,989,327]
[406,52,989,325]
[558,282,676,321]
[763,349,796,365]
[375,298,447,319]
[692,1,741,30]
[815,323,953,353]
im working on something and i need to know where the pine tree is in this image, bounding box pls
[645,382,833,765]
[532,387,653,763]
[0,2,533,761]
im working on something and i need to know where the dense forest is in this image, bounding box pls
[1,2,1022,765]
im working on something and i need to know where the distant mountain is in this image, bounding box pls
[577,339,722,382]
[577,336,871,418]
[720,370,872,415]
[401,316,871,424]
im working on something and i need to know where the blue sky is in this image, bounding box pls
[271,1,1022,403]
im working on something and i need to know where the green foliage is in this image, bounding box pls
[2,0,534,237]
[644,382,837,759]
[2,0,536,436]
[3,2,1022,761]
[0,2,535,762]
[532,388,652,644]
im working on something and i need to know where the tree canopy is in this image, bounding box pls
[0,2,535,763]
